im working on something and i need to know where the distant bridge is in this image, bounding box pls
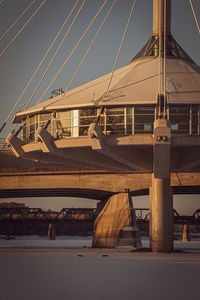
[0,207,97,223]
[1,206,200,226]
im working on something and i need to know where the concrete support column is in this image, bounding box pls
[47,223,56,240]
[150,175,173,252]
[151,118,173,252]
[182,224,190,242]
[92,192,141,249]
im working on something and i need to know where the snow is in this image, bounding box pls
[0,235,92,248]
[0,237,199,300]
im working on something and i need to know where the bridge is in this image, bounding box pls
[0,207,97,223]
[1,206,199,241]
[1,138,200,199]
[1,206,200,225]
[1,0,200,252]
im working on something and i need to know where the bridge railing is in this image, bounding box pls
[0,138,9,151]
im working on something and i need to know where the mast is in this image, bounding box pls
[153,0,171,37]
[153,0,171,118]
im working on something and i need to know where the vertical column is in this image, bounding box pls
[149,187,152,250]
[47,223,56,240]
[150,119,173,252]
[182,224,190,242]
[151,176,173,252]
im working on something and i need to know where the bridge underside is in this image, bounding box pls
[1,147,200,198]
[1,186,200,199]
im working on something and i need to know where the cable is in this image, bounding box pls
[0,0,37,42]
[38,0,109,103]
[189,0,200,34]
[105,0,137,95]
[64,0,117,94]
[158,0,163,118]
[24,0,81,110]
[0,0,80,134]
[27,0,87,107]
[95,0,136,125]
[163,0,167,118]
[0,0,47,58]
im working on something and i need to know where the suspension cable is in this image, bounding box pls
[94,0,136,125]
[189,0,200,34]
[64,0,117,95]
[158,0,162,118]
[0,0,37,42]
[0,0,81,134]
[163,0,167,118]
[38,0,109,103]
[24,0,82,110]
[27,0,87,107]
[0,0,47,58]
[105,0,137,95]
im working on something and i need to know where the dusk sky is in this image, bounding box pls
[0,0,200,213]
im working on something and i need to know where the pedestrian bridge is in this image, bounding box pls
[0,148,200,199]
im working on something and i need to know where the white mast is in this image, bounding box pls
[153,0,171,118]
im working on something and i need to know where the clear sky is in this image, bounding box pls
[0,0,200,213]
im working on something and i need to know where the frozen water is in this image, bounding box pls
[0,235,92,248]
[0,237,199,300]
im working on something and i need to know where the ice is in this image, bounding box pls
[0,235,92,248]
[0,237,199,300]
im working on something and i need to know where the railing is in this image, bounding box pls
[0,138,9,151]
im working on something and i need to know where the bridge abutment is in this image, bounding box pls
[92,192,141,249]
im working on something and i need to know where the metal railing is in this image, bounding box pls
[0,138,9,150]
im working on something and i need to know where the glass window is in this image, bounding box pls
[105,107,125,134]
[192,105,198,135]
[29,115,36,142]
[134,106,154,133]
[169,105,190,134]
[56,111,71,138]
[79,108,97,136]
[73,110,79,137]
[171,124,178,130]
[22,119,28,142]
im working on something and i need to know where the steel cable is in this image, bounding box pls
[0,0,80,134]
[24,0,82,110]
[0,0,37,42]
[105,0,137,95]
[189,0,200,34]
[64,0,117,94]
[0,0,47,58]
[38,0,109,103]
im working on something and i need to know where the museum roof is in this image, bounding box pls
[14,56,200,123]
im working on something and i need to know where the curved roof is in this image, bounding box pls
[14,56,200,122]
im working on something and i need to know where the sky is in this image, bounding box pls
[0,0,200,213]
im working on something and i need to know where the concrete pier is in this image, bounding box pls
[149,118,173,252]
[150,176,173,252]
[92,193,141,249]
[182,224,190,242]
[47,223,56,240]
